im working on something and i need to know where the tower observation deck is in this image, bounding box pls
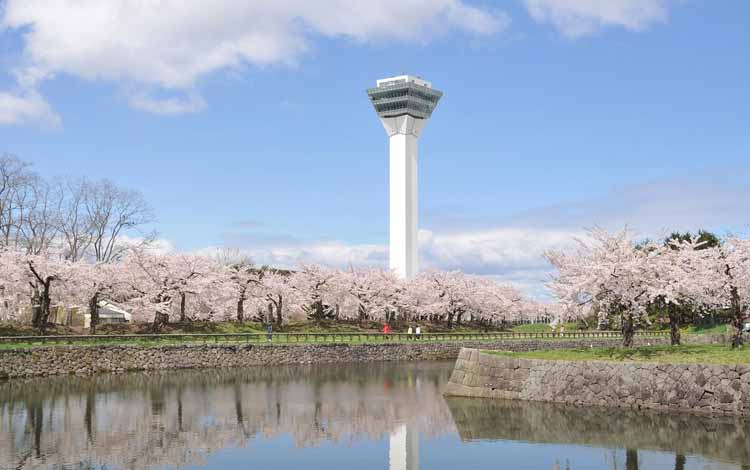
[367,75,443,279]
[367,76,442,120]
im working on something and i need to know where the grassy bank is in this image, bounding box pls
[0,330,670,350]
[510,322,730,336]
[683,324,728,335]
[0,320,681,350]
[487,344,750,365]
[2,319,729,338]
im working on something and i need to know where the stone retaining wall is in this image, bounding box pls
[0,337,669,379]
[445,348,750,416]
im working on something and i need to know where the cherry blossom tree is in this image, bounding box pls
[341,268,398,325]
[213,249,263,323]
[70,261,136,334]
[471,277,525,326]
[642,237,715,345]
[546,228,654,347]
[407,271,477,328]
[124,250,220,328]
[22,252,75,333]
[262,270,294,326]
[708,238,750,348]
[288,264,339,322]
[546,227,750,347]
[0,248,26,321]
[2,245,551,333]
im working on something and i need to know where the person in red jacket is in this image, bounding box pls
[382,324,391,336]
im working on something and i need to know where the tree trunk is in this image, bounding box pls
[28,402,43,458]
[729,285,744,349]
[179,292,187,322]
[309,300,326,322]
[84,391,95,443]
[37,279,52,335]
[275,296,283,326]
[88,292,99,335]
[625,449,639,470]
[622,312,635,348]
[153,311,169,329]
[268,294,283,327]
[236,295,245,323]
[674,454,685,470]
[446,312,455,329]
[30,287,42,328]
[30,282,53,334]
[456,311,463,326]
[152,295,170,330]
[668,303,681,346]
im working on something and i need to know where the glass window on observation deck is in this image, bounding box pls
[410,89,439,103]
[375,102,408,113]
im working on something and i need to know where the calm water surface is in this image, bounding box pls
[0,361,747,469]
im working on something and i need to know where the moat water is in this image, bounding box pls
[0,361,747,469]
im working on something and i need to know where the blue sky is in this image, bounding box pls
[1,0,748,297]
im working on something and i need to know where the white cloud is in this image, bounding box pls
[0,89,60,126]
[207,227,578,274]
[199,227,578,299]
[210,241,388,270]
[0,0,506,120]
[118,234,176,255]
[419,227,578,273]
[523,0,670,37]
[199,173,750,300]
[420,227,579,298]
[128,91,207,116]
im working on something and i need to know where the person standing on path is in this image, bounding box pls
[407,326,413,341]
[266,323,273,342]
[415,325,421,340]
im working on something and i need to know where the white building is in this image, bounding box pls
[83,301,132,329]
[367,75,443,279]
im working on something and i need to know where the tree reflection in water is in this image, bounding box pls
[0,362,746,469]
[447,396,750,469]
[0,362,453,469]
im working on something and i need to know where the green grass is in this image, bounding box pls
[510,322,585,334]
[0,320,675,350]
[0,322,77,336]
[511,323,553,333]
[682,323,728,335]
[486,344,750,365]
[0,330,661,350]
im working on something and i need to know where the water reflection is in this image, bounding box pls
[445,396,750,467]
[0,362,746,469]
[390,424,419,470]
[0,363,452,469]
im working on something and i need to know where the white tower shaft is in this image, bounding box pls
[367,75,442,280]
[381,116,426,279]
[390,133,417,279]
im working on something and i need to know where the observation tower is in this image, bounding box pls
[367,75,443,279]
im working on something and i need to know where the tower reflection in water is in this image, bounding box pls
[390,424,419,470]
